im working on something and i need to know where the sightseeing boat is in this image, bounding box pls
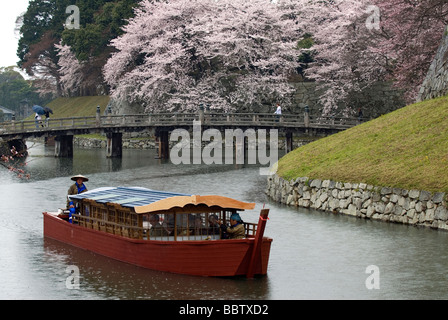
[43,187,272,277]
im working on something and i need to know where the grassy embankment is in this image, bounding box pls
[45,96,111,118]
[277,96,448,194]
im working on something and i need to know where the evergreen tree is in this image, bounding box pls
[0,67,50,118]
[17,0,139,97]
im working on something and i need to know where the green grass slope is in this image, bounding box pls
[277,96,448,193]
[28,96,111,119]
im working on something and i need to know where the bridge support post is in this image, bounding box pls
[304,105,310,128]
[156,131,169,159]
[54,135,73,157]
[106,132,122,158]
[199,105,204,123]
[96,106,101,127]
[285,132,293,153]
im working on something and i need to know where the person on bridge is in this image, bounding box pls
[274,103,282,122]
[67,174,89,209]
[44,110,51,127]
[34,113,43,128]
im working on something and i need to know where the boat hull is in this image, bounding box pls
[43,212,272,277]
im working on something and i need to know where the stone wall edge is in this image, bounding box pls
[266,174,448,231]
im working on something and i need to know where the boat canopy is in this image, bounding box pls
[68,187,255,214]
[135,195,255,214]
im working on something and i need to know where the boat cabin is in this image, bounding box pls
[68,187,259,241]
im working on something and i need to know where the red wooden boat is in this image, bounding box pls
[43,187,272,277]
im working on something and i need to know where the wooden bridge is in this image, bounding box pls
[0,110,363,158]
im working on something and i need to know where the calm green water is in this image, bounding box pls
[1,142,448,300]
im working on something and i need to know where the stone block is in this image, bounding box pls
[384,202,394,214]
[319,193,329,202]
[409,190,420,199]
[322,180,331,188]
[419,190,432,201]
[342,204,358,216]
[435,206,448,221]
[310,179,322,189]
[433,192,445,204]
[329,198,340,210]
[390,194,399,203]
[425,209,435,222]
[406,209,416,219]
[375,203,385,214]
[303,191,311,200]
[366,205,375,218]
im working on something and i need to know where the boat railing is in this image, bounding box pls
[72,211,259,241]
[73,214,144,239]
[244,222,257,238]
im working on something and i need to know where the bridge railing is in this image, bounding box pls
[0,116,101,133]
[0,112,364,136]
[202,113,306,127]
[102,113,308,127]
[308,115,363,129]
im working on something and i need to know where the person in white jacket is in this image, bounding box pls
[274,103,281,122]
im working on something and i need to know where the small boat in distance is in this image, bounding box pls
[43,187,272,277]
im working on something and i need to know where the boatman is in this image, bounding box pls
[67,174,89,209]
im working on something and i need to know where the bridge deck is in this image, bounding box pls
[0,113,362,139]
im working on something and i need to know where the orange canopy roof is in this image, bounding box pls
[134,195,255,214]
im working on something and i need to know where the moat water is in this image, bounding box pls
[1,142,448,300]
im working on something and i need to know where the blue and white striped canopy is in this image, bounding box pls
[69,187,190,209]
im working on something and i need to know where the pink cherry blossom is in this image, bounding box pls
[103,0,304,112]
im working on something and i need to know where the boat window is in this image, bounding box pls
[72,200,258,241]
[141,211,258,241]
[74,201,144,240]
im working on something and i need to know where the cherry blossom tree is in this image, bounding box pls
[299,0,392,114]
[370,0,448,101]
[18,0,139,97]
[303,0,448,113]
[55,42,84,97]
[55,41,108,97]
[63,0,448,115]
[104,0,304,112]
[0,146,30,180]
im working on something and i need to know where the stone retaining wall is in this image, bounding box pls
[73,136,315,150]
[266,174,448,231]
[74,137,156,149]
[417,26,448,102]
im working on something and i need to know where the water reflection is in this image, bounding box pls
[43,238,271,300]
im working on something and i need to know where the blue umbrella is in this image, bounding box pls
[44,107,53,114]
[32,105,45,115]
